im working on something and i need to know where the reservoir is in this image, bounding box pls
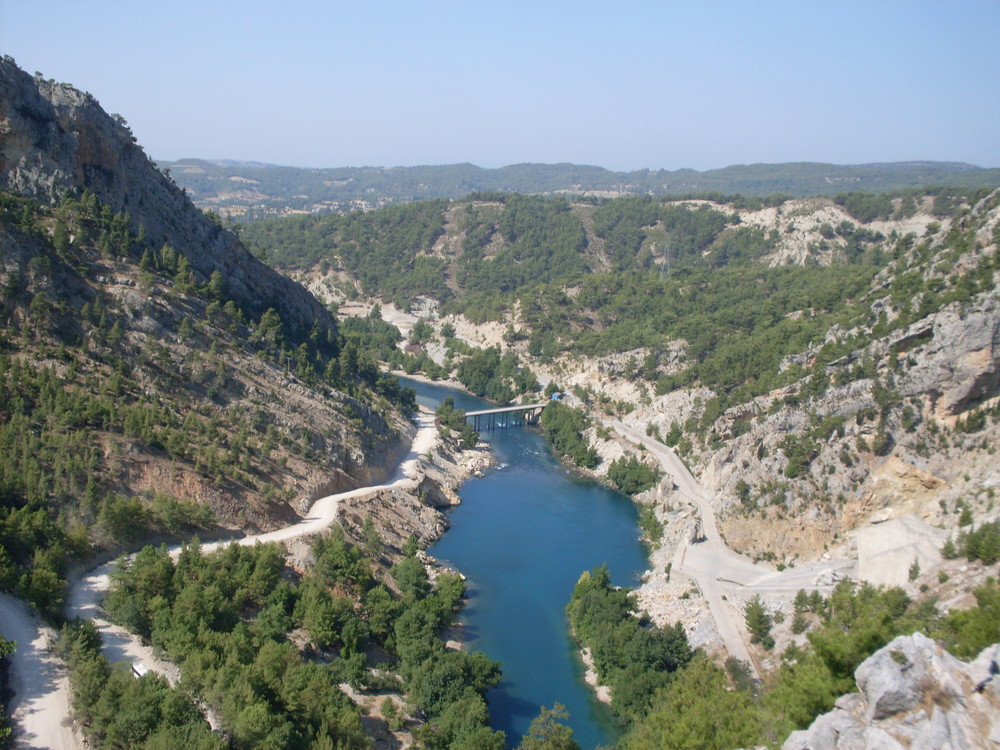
[401,378,649,749]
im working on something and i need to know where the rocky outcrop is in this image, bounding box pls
[895,288,1000,421]
[0,57,333,338]
[784,633,1000,750]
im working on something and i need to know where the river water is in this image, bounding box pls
[400,378,649,749]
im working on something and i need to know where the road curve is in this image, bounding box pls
[604,418,760,675]
[70,411,439,667]
[3,412,438,749]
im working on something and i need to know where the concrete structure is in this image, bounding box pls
[855,514,948,587]
[464,403,547,430]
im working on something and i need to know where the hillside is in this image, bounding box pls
[0,59,415,619]
[247,185,1000,747]
[160,157,1000,220]
[248,186,1000,600]
[0,60,332,338]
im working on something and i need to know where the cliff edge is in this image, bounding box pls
[784,633,1000,750]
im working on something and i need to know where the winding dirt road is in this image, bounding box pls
[606,418,851,677]
[2,412,438,750]
[605,419,760,673]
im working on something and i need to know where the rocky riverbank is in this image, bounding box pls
[284,406,493,579]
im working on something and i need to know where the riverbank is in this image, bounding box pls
[333,407,494,563]
[390,368,470,395]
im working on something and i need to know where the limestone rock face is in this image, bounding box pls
[784,633,1000,750]
[0,57,333,338]
[895,290,1000,420]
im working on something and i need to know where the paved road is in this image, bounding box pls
[4,413,439,749]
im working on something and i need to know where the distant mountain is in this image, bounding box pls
[158,157,1000,221]
[206,158,282,168]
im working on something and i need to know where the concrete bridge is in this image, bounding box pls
[465,402,548,430]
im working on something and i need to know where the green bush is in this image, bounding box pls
[607,456,661,496]
[539,402,599,469]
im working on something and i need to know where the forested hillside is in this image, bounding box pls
[0,185,413,619]
[0,59,415,618]
[245,187,995,414]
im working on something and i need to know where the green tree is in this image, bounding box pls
[935,582,1000,658]
[607,455,661,496]
[517,703,579,750]
[622,656,762,750]
[744,595,772,644]
[380,696,402,732]
[392,556,430,601]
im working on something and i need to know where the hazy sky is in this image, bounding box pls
[3,1,998,171]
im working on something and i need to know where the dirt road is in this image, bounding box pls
[605,418,760,673]
[607,417,853,676]
[71,412,438,669]
[5,412,438,749]
[0,594,81,750]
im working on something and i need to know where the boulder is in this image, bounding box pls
[783,634,1000,750]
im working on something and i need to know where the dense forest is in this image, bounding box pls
[68,531,505,749]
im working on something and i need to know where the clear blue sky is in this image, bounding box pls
[3,1,998,171]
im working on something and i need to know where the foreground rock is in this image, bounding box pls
[784,633,1000,750]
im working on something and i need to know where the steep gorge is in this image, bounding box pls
[262,185,1000,678]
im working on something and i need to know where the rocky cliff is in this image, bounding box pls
[784,633,1000,749]
[0,57,332,338]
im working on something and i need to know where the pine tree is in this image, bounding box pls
[744,595,772,643]
[518,703,579,750]
[941,535,958,559]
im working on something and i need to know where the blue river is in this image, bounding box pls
[400,378,649,749]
